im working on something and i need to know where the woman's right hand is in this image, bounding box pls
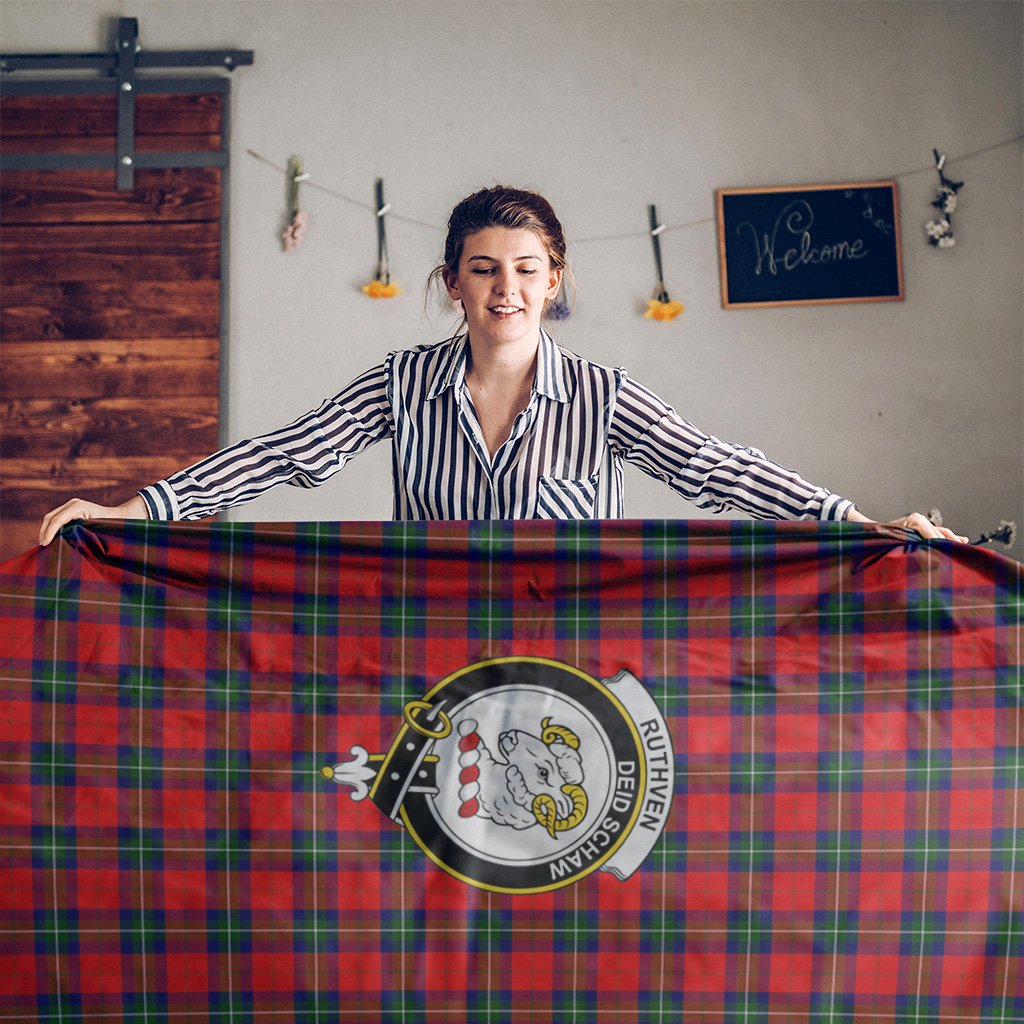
[39,494,149,547]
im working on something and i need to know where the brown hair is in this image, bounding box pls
[428,185,573,320]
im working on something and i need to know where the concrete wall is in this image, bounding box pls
[4,0,1022,557]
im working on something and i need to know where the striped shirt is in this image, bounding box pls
[139,331,854,522]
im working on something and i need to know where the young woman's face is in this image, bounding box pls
[445,227,561,349]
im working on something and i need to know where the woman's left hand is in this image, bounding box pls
[847,509,969,543]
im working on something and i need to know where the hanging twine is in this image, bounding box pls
[248,134,1020,247]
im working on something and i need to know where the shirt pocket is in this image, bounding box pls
[535,475,599,519]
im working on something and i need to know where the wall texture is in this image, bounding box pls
[3,0,1022,557]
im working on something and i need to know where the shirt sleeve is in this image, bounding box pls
[138,360,394,520]
[607,374,855,521]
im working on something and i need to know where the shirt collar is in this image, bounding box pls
[426,329,570,403]
[426,334,470,400]
[535,328,571,403]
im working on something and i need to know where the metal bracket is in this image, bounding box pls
[116,18,140,189]
[1,16,254,191]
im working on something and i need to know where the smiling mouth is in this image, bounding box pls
[489,306,523,316]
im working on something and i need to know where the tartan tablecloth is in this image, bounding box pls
[0,519,1020,1023]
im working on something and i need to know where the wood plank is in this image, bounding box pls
[2,455,195,521]
[1,279,219,340]
[1,169,222,224]
[0,134,223,154]
[0,94,223,137]
[1,339,219,398]
[3,456,188,486]
[1,222,220,283]
[1,92,224,560]
[2,454,214,560]
[0,94,116,138]
[1,397,219,459]
[2,519,46,563]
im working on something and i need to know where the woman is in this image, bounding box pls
[39,186,967,544]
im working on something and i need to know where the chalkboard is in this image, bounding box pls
[716,181,904,309]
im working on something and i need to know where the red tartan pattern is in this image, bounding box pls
[0,519,1021,1022]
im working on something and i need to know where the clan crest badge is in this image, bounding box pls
[322,657,674,894]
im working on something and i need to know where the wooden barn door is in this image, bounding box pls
[0,95,222,560]
[0,22,249,561]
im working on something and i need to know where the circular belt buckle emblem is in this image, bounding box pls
[323,657,674,894]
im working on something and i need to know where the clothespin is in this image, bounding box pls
[375,178,391,285]
[287,156,310,218]
[932,149,964,192]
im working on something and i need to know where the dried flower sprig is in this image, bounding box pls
[546,276,572,321]
[362,177,401,299]
[282,156,310,252]
[362,279,402,299]
[973,521,1017,547]
[644,298,685,321]
[282,210,308,252]
[644,204,684,323]
[924,150,963,249]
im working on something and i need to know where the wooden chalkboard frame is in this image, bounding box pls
[716,181,904,309]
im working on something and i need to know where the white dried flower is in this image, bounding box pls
[926,152,963,252]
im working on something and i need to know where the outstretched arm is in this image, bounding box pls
[609,375,852,520]
[37,360,394,546]
[609,376,969,541]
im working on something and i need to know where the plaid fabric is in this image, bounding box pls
[0,519,1020,1023]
